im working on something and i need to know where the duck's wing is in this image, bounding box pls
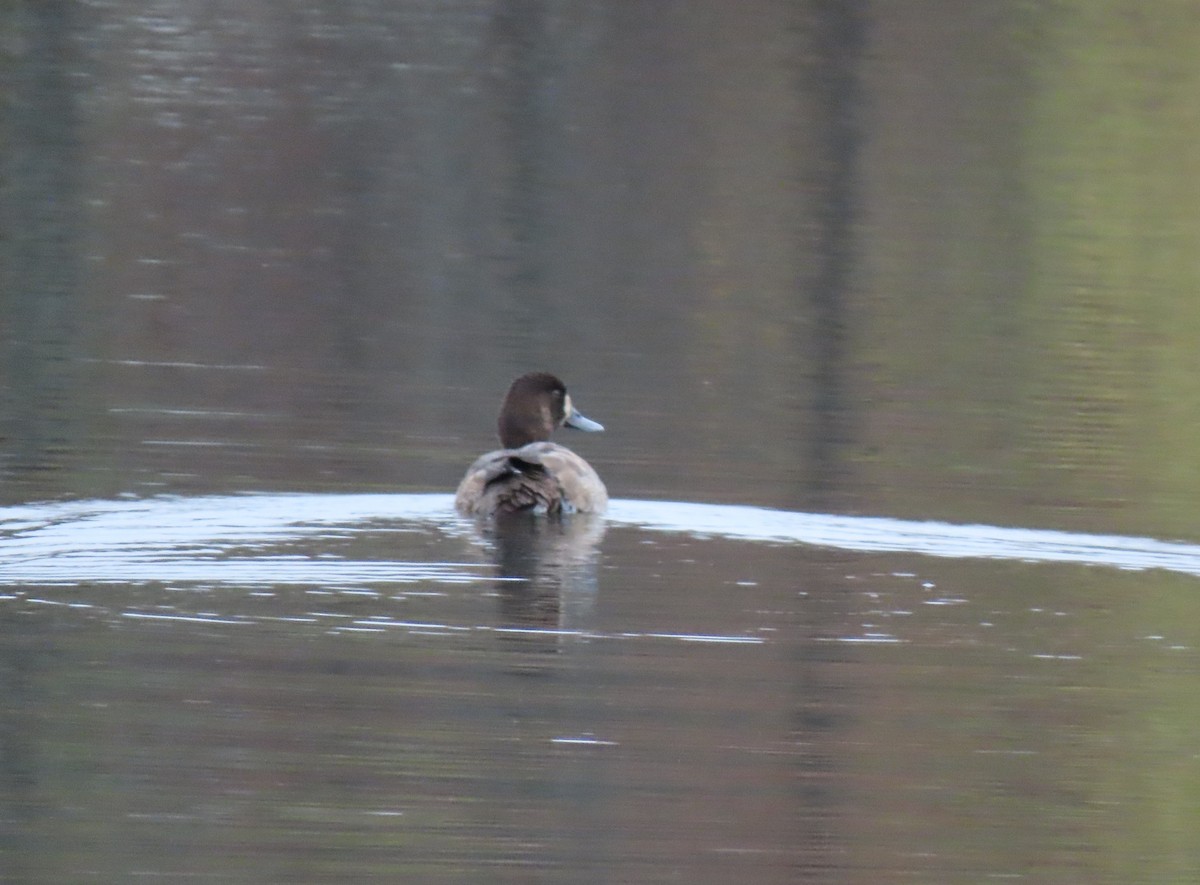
[454,444,607,516]
[454,448,559,515]
[514,443,608,515]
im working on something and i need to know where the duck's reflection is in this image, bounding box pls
[475,513,606,657]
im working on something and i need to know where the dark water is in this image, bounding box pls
[3,2,1200,882]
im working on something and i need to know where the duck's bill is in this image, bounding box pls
[564,410,604,432]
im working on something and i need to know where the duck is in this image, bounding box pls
[455,372,608,517]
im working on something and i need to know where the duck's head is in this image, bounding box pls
[496,372,604,449]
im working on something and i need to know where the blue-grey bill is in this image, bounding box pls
[565,411,604,432]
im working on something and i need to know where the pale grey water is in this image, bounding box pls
[4,1,1200,882]
[2,495,1200,882]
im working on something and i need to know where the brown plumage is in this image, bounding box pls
[455,373,608,517]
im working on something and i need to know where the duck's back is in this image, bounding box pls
[455,442,608,516]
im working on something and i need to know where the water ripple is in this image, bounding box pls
[3,493,1200,588]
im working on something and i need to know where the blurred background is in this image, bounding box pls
[3,1,1198,538]
[5,4,1200,883]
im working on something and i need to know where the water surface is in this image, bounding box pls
[4,1,1200,882]
[2,495,1199,882]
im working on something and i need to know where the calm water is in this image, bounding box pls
[4,1,1200,883]
[2,494,1199,883]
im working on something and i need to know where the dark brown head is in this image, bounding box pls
[496,372,604,449]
